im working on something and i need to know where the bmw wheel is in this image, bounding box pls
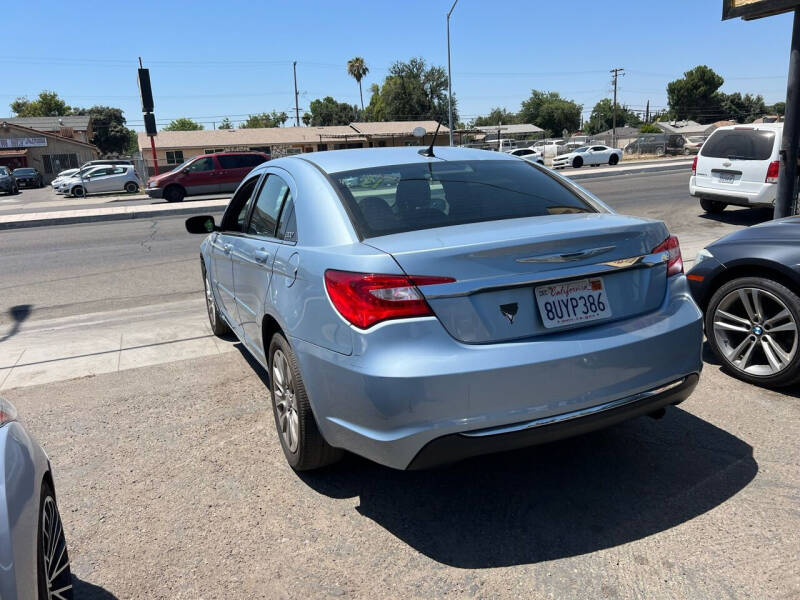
[202,261,230,336]
[268,333,342,470]
[706,277,800,387]
[37,481,73,600]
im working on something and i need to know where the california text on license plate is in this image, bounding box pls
[719,172,735,183]
[535,277,612,328]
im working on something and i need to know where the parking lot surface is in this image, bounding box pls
[5,346,798,599]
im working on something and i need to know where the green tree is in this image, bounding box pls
[10,90,71,117]
[239,111,288,128]
[218,117,233,130]
[473,107,517,127]
[346,57,370,112]
[164,117,204,131]
[308,96,358,126]
[71,105,134,154]
[518,90,581,136]
[584,98,642,135]
[666,65,725,123]
[364,57,455,124]
[721,92,766,122]
[639,123,661,133]
[766,101,785,116]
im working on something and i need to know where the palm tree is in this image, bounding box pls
[346,57,369,112]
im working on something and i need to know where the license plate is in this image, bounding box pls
[719,172,735,183]
[535,277,612,329]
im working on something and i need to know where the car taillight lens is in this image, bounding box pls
[324,270,455,329]
[766,160,780,184]
[0,398,18,427]
[652,235,683,277]
[691,156,698,175]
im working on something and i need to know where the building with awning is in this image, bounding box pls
[0,121,98,182]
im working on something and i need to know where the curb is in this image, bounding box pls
[564,161,692,180]
[0,202,227,231]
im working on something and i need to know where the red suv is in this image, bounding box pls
[146,151,270,202]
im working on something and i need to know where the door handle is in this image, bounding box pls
[254,248,270,264]
[223,243,232,254]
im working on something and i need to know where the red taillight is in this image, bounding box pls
[766,160,780,184]
[691,156,698,175]
[652,235,683,277]
[324,270,455,329]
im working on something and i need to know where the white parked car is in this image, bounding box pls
[690,123,781,213]
[532,139,566,157]
[50,168,79,188]
[58,165,141,197]
[552,145,623,169]
[682,135,706,155]
[506,146,543,159]
[518,153,545,166]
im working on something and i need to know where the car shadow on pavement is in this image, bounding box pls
[0,304,32,343]
[72,575,119,599]
[299,407,757,568]
[697,206,773,227]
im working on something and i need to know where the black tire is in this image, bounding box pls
[656,146,666,156]
[572,156,583,168]
[700,198,726,213]
[71,186,85,198]
[124,181,139,193]
[683,147,691,155]
[37,480,73,600]
[268,333,343,470]
[609,154,619,166]
[705,277,800,387]
[202,261,230,336]
[164,185,185,203]
[12,184,19,194]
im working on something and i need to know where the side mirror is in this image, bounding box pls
[181,167,190,174]
[185,215,217,234]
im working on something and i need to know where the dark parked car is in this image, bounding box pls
[12,167,43,188]
[146,151,270,202]
[624,134,686,156]
[687,217,800,387]
[0,167,19,195]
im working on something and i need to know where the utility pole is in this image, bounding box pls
[610,67,624,147]
[775,10,800,218]
[446,0,459,146]
[293,61,300,127]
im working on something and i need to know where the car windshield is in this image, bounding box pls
[13,168,35,175]
[701,129,775,160]
[170,159,194,173]
[332,159,596,237]
[0,167,8,176]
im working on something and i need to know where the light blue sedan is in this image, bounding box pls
[0,397,72,599]
[186,147,703,470]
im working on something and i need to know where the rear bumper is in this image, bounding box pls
[292,276,703,470]
[690,177,775,207]
[408,373,698,469]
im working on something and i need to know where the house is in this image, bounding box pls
[656,120,710,137]
[5,115,93,144]
[0,121,98,182]
[137,121,448,175]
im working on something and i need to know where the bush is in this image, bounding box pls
[639,123,661,133]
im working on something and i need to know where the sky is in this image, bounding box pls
[2,0,795,130]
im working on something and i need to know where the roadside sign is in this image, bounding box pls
[723,0,800,20]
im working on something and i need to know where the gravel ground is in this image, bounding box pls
[5,342,799,599]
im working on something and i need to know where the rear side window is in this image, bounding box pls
[332,160,596,238]
[701,129,776,160]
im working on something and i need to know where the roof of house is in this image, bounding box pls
[350,120,447,136]
[590,126,642,138]
[474,123,544,135]
[138,125,367,150]
[0,120,98,149]
[656,120,710,134]
[5,116,92,131]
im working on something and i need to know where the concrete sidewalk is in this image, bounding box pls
[0,298,237,391]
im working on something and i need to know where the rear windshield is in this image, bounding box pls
[701,129,776,160]
[332,160,596,237]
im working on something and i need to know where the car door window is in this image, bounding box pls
[219,176,261,232]
[112,167,125,175]
[248,175,289,237]
[276,197,297,242]
[187,157,214,172]
[88,168,110,178]
[217,155,244,170]
[591,146,606,152]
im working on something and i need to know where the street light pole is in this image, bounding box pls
[446,0,459,147]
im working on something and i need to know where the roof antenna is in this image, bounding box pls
[418,121,443,158]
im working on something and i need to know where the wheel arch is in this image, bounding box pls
[699,260,800,310]
[262,312,286,354]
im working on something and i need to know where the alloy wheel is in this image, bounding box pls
[712,286,798,376]
[272,349,299,453]
[41,496,72,600]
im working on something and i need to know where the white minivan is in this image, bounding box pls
[690,123,782,213]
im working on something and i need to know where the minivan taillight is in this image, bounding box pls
[691,156,698,175]
[652,235,683,277]
[766,160,780,184]
[324,270,455,329]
